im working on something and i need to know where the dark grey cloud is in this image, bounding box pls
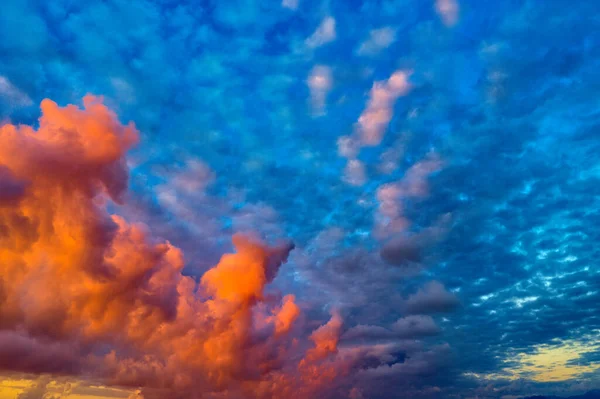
[404,281,460,315]
[0,332,82,375]
[342,315,440,342]
[392,315,441,338]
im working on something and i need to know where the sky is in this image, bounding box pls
[0,0,599,398]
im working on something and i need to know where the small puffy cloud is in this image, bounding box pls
[343,159,367,186]
[378,138,405,174]
[374,155,444,239]
[404,281,460,314]
[337,135,360,159]
[356,27,397,56]
[357,70,411,147]
[270,294,301,335]
[307,65,332,115]
[435,0,459,27]
[305,17,336,49]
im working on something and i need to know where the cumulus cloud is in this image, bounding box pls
[0,165,28,205]
[0,97,350,399]
[149,157,285,265]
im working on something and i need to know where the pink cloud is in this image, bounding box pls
[305,17,336,49]
[307,65,333,116]
[357,70,412,147]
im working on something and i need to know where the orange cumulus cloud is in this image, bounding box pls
[0,96,348,399]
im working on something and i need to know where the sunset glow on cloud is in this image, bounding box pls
[0,98,356,398]
[1,0,599,398]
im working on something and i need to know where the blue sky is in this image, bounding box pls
[0,0,599,398]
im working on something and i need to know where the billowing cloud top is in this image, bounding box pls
[0,98,355,399]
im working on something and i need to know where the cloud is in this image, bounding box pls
[337,136,360,159]
[502,337,600,382]
[380,234,424,265]
[128,389,145,399]
[307,65,333,116]
[435,0,459,27]
[304,311,344,362]
[281,0,298,10]
[305,17,336,49]
[357,70,412,147]
[380,219,449,266]
[0,97,350,398]
[3,1,597,398]
[0,76,32,108]
[0,332,82,375]
[343,159,367,186]
[342,315,440,341]
[356,27,397,56]
[16,376,52,399]
[0,164,28,205]
[342,325,396,341]
[358,343,452,378]
[374,155,444,240]
[392,315,441,338]
[404,281,460,314]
